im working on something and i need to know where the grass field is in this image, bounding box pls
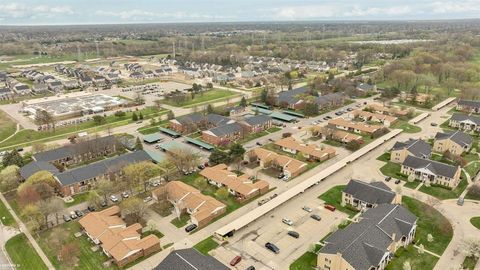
[379,162,409,181]
[170,213,190,228]
[0,198,16,227]
[289,245,321,270]
[162,89,239,107]
[37,221,119,270]
[6,233,48,270]
[402,197,453,255]
[419,177,468,200]
[462,255,479,270]
[318,185,359,218]
[0,110,17,142]
[193,236,219,256]
[64,192,90,207]
[470,217,480,230]
[391,120,422,133]
[386,245,439,270]
[0,107,166,149]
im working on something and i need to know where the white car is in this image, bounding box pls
[110,195,119,202]
[121,192,129,198]
[302,206,313,212]
[282,218,293,226]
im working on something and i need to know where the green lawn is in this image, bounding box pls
[162,89,239,108]
[379,162,408,181]
[289,245,321,270]
[170,213,190,228]
[404,181,421,189]
[64,192,90,207]
[37,221,119,270]
[470,217,480,230]
[234,131,269,146]
[402,197,453,255]
[391,120,422,133]
[462,255,479,270]
[6,233,48,270]
[0,107,166,149]
[377,152,391,162]
[193,236,219,256]
[266,127,282,133]
[0,198,16,227]
[318,185,359,218]
[386,245,439,270]
[419,177,468,200]
[0,110,17,142]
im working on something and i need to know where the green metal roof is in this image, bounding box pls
[251,107,273,115]
[159,127,181,137]
[143,133,163,143]
[283,110,305,118]
[185,137,215,150]
[157,141,184,152]
[270,112,297,122]
[144,149,166,163]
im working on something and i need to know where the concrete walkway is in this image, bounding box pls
[0,193,55,270]
[0,124,20,144]
[0,225,20,270]
[413,245,441,258]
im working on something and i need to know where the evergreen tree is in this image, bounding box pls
[135,137,143,150]
[239,96,247,107]
[2,150,24,167]
[132,112,138,121]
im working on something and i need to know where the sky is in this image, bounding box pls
[1,0,480,25]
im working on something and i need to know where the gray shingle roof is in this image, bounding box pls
[277,86,310,105]
[33,135,116,162]
[391,139,432,158]
[451,113,480,125]
[177,113,231,127]
[243,115,271,126]
[55,150,152,186]
[435,130,473,148]
[343,180,396,205]
[402,155,459,179]
[458,99,480,109]
[207,123,243,137]
[321,204,416,270]
[19,161,60,180]
[154,248,229,270]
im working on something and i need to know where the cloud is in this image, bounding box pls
[430,1,480,14]
[95,9,235,21]
[270,5,339,20]
[0,3,73,19]
[344,5,414,17]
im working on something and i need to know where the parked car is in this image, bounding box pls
[277,173,284,179]
[256,142,262,146]
[70,211,78,219]
[287,231,300,238]
[63,214,72,222]
[324,205,336,212]
[100,200,107,207]
[311,214,322,221]
[395,179,401,184]
[431,122,438,126]
[258,198,270,206]
[282,218,293,226]
[122,192,129,198]
[185,224,197,233]
[197,164,205,170]
[75,210,84,217]
[385,176,392,182]
[457,197,464,206]
[265,242,280,254]
[143,196,153,203]
[87,205,96,212]
[347,108,354,111]
[110,195,119,202]
[136,120,143,124]
[302,206,313,212]
[230,256,242,266]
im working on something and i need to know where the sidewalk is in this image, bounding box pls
[0,193,54,270]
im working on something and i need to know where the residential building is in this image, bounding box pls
[33,135,118,166]
[328,118,382,134]
[390,139,432,163]
[152,181,226,227]
[348,110,398,127]
[13,84,30,95]
[356,83,377,94]
[401,155,462,188]
[449,113,480,132]
[199,164,269,200]
[32,83,48,93]
[79,206,160,267]
[242,115,273,132]
[48,81,64,92]
[312,127,363,144]
[0,88,12,101]
[54,150,153,196]
[318,204,417,270]
[201,122,244,146]
[79,76,93,87]
[19,161,60,180]
[154,248,229,270]
[342,180,399,211]
[244,148,308,178]
[433,130,473,155]
[62,80,79,89]
[457,99,480,114]
[169,113,233,133]
[274,136,336,162]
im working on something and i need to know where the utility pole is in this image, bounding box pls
[95,41,100,59]
[76,43,82,61]
[172,40,176,58]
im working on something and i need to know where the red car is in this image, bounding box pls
[324,204,336,212]
[230,255,242,266]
